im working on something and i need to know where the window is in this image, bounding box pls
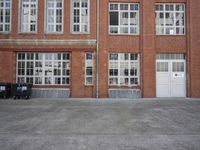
[0,0,11,32]
[46,0,63,33]
[156,54,185,60]
[109,3,139,35]
[20,0,37,33]
[156,3,185,35]
[85,52,93,85]
[71,0,89,33]
[172,62,184,72]
[109,53,140,86]
[157,62,168,72]
[17,53,70,85]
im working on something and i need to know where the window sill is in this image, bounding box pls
[32,85,70,88]
[84,84,94,87]
[18,32,38,35]
[0,32,11,34]
[71,32,90,35]
[44,32,64,35]
[109,33,140,36]
[109,85,140,89]
[156,34,186,36]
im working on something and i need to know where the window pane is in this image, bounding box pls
[110,12,118,25]
[172,62,184,72]
[157,62,168,72]
[120,12,128,25]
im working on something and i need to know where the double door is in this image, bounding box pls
[156,59,186,97]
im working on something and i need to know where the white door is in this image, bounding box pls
[156,55,186,97]
[170,61,186,97]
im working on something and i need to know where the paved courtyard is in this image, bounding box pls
[0,98,200,150]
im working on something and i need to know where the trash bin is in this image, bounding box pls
[11,83,32,99]
[0,83,11,99]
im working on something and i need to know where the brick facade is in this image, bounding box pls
[0,0,200,98]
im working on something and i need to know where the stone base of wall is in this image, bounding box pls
[109,89,141,99]
[32,88,70,98]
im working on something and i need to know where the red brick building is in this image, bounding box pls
[0,0,200,98]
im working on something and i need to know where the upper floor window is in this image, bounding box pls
[20,0,37,33]
[0,0,11,32]
[156,3,185,35]
[46,0,63,33]
[109,3,139,35]
[71,0,89,33]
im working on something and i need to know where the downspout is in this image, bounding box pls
[186,0,191,97]
[96,0,100,98]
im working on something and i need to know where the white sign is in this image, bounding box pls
[170,29,174,35]
[173,73,184,78]
[22,86,27,91]
[0,86,6,91]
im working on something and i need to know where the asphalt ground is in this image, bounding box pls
[0,98,200,150]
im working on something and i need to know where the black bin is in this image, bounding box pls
[11,83,32,99]
[0,83,11,99]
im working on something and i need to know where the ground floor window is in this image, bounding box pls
[17,53,70,85]
[85,52,94,85]
[109,53,140,86]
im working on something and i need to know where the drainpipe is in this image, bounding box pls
[96,0,100,98]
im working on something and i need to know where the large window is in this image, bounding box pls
[109,53,140,86]
[20,0,37,33]
[109,3,139,35]
[46,0,63,33]
[85,52,93,85]
[71,0,89,33]
[156,3,185,35]
[0,0,11,32]
[17,53,70,85]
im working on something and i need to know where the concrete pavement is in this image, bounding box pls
[0,98,200,150]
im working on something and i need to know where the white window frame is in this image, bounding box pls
[20,0,38,33]
[85,52,93,85]
[16,53,71,85]
[45,0,64,33]
[71,0,90,34]
[156,3,185,35]
[109,3,140,35]
[109,53,140,87]
[0,0,11,33]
